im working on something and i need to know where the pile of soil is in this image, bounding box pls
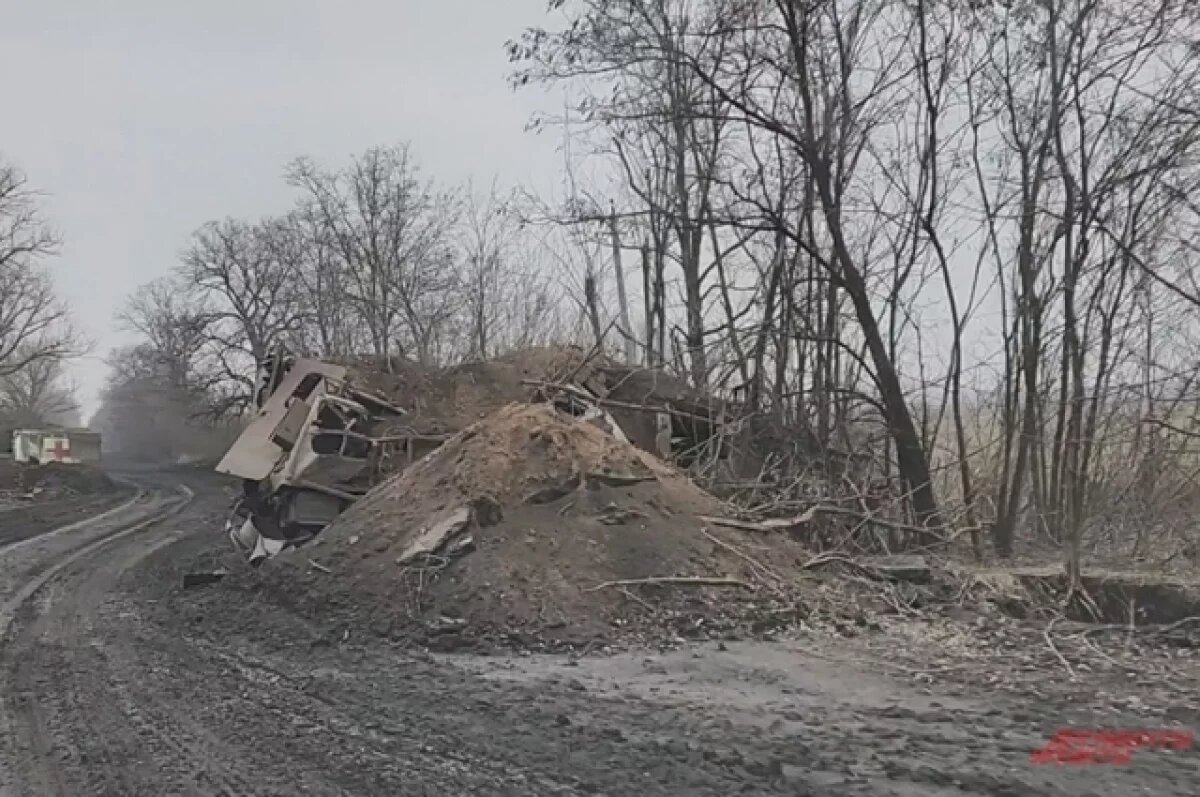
[340,346,612,437]
[0,460,117,500]
[276,402,815,650]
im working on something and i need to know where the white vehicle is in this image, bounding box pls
[12,430,91,464]
[216,351,407,565]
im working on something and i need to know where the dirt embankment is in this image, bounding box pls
[259,402,814,650]
[0,460,118,501]
[0,461,127,548]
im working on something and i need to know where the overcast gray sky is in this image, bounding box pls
[0,0,562,419]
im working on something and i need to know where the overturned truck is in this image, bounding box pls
[215,352,414,565]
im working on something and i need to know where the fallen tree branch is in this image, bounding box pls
[698,507,818,532]
[1148,615,1200,637]
[699,505,950,545]
[1044,617,1076,680]
[561,321,615,385]
[1080,634,1130,672]
[586,576,750,592]
[801,552,857,570]
[699,527,786,594]
[1077,615,1200,639]
[800,552,891,582]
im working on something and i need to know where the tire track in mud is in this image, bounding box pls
[0,492,136,551]
[149,637,588,795]
[120,497,1200,797]
[0,482,194,797]
[0,478,417,797]
[82,616,590,795]
[0,487,142,555]
[21,556,259,797]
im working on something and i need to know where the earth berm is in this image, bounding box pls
[256,402,816,651]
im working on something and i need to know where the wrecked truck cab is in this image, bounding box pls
[216,355,406,564]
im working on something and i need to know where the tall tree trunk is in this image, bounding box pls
[584,271,603,347]
[609,208,637,364]
[816,170,943,539]
[641,238,655,366]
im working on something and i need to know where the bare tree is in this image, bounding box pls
[458,181,568,360]
[511,0,733,387]
[120,276,238,418]
[0,349,79,427]
[273,207,365,358]
[686,0,948,535]
[287,146,462,366]
[0,159,81,378]
[460,181,516,360]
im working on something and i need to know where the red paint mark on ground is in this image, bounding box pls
[1030,729,1194,765]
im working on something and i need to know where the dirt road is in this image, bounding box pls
[0,485,133,550]
[0,468,1195,795]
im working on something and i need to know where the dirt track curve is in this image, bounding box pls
[0,467,1195,796]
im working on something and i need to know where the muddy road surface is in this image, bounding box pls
[0,467,1195,795]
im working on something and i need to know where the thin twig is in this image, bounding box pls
[1126,598,1136,652]
[586,576,750,592]
[618,586,654,611]
[699,527,786,594]
[1150,615,1200,636]
[1044,617,1076,680]
[562,319,617,385]
[1080,634,1131,671]
[1076,615,1200,639]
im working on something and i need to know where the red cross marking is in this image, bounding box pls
[47,439,70,461]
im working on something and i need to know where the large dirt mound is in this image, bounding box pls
[339,346,611,436]
[282,403,813,650]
